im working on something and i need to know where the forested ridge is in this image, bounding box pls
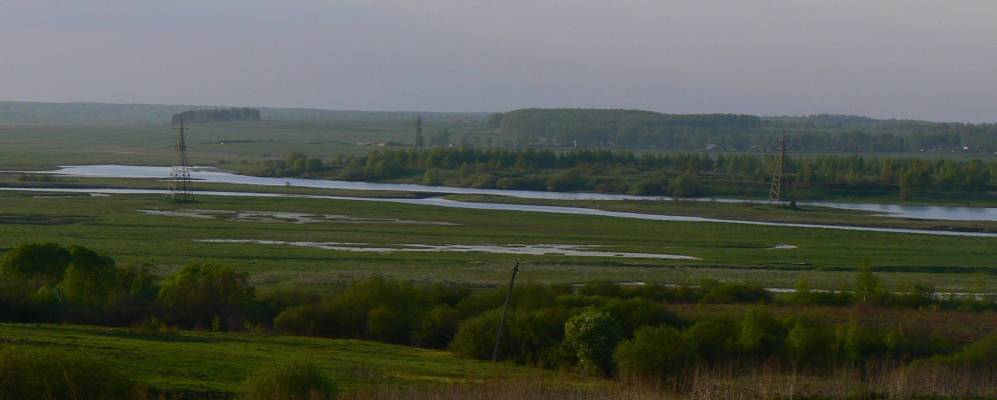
[488,109,997,153]
[256,148,995,200]
[171,107,261,124]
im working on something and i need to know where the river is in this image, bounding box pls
[36,164,997,221]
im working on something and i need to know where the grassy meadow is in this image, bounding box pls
[0,119,493,170]
[0,323,544,396]
[0,189,992,292]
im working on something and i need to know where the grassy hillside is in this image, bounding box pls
[0,323,537,395]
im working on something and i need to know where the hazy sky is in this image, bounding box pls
[2,1,996,122]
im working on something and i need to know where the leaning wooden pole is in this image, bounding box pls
[492,261,519,362]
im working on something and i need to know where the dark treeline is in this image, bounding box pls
[256,148,995,200]
[171,107,261,124]
[487,109,997,152]
[1,242,995,385]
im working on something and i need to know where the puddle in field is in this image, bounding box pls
[196,239,700,260]
[769,244,798,249]
[138,209,457,225]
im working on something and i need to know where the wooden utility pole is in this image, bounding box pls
[492,262,519,362]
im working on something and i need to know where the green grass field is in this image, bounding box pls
[0,120,493,170]
[0,323,542,395]
[0,189,992,292]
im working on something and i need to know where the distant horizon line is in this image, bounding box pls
[1,99,993,125]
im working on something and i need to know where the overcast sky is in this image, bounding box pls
[2,1,996,122]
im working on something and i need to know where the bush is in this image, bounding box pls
[564,308,623,376]
[835,320,884,362]
[156,264,256,330]
[785,316,832,366]
[507,307,577,367]
[451,309,502,360]
[737,307,784,355]
[412,305,459,349]
[602,298,681,338]
[699,279,771,304]
[0,346,135,400]
[936,335,997,368]
[614,326,695,380]
[244,361,336,400]
[686,318,737,364]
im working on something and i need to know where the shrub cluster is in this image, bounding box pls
[2,242,995,384]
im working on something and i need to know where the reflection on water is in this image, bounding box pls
[40,164,997,222]
[196,239,700,260]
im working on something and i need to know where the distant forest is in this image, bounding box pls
[256,148,995,200]
[171,108,261,124]
[488,109,997,153]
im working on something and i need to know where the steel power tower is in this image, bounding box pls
[168,118,194,202]
[415,115,424,149]
[768,134,790,204]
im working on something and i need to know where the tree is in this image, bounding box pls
[786,316,831,367]
[669,173,701,197]
[0,242,71,283]
[62,246,119,307]
[564,308,623,376]
[854,261,885,305]
[156,264,256,329]
[738,307,784,355]
[614,326,695,380]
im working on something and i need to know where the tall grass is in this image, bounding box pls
[0,345,136,400]
[344,360,996,400]
[244,360,336,400]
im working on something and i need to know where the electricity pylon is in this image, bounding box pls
[168,118,194,202]
[769,134,790,204]
[415,115,424,149]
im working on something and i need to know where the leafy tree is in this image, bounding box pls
[854,262,885,305]
[61,246,119,307]
[614,326,695,380]
[738,307,784,355]
[786,316,831,366]
[0,242,71,282]
[687,318,737,364]
[156,264,256,330]
[564,308,623,376]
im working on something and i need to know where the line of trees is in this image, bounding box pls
[254,149,995,200]
[171,107,261,124]
[486,109,997,152]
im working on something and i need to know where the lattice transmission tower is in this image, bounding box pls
[168,118,194,202]
[768,134,791,204]
[414,115,424,149]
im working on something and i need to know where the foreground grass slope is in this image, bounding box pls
[0,323,532,395]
